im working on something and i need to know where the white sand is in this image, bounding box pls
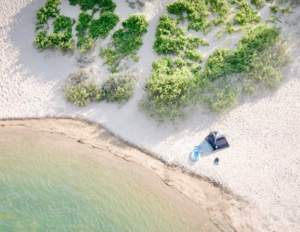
[0,0,300,231]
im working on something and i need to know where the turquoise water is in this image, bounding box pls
[0,129,218,232]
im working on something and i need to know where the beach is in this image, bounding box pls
[1,0,300,231]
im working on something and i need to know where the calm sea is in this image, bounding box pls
[0,128,219,232]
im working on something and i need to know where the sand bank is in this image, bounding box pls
[1,118,262,232]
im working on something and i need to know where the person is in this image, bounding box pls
[214,157,219,165]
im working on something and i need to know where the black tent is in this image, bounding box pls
[205,131,229,151]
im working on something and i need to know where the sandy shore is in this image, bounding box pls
[0,118,262,232]
[1,0,300,231]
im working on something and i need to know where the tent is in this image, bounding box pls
[205,131,229,151]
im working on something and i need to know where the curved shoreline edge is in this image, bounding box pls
[0,117,263,232]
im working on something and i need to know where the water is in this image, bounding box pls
[0,128,219,232]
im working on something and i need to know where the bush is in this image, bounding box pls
[185,49,204,62]
[142,56,198,121]
[246,41,289,89]
[202,49,230,81]
[34,31,53,50]
[251,0,266,9]
[234,1,262,25]
[36,0,60,24]
[64,70,102,106]
[68,0,116,12]
[200,38,209,46]
[75,12,94,53]
[201,25,281,81]
[89,12,119,39]
[53,15,73,36]
[101,73,137,103]
[100,14,148,72]
[204,84,237,112]
[208,0,230,17]
[77,37,95,53]
[153,15,200,55]
[76,12,92,33]
[167,0,211,32]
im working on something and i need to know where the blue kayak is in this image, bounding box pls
[191,147,201,161]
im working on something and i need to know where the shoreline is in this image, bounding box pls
[1,0,300,231]
[1,117,261,232]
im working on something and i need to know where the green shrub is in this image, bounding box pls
[200,39,209,46]
[101,73,137,103]
[34,31,53,50]
[76,12,92,33]
[246,41,289,88]
[234,1,262,25]
[89,12,119,39]
[153,15,200,55]
[270,5,280,13]
[100,14,148,72]
[48,32,75,51]
[227,25,281,72]
[36,0,60,24]
[212,18,225,26]
[251,0,266,9]
[64,70,102,106]
[204,84,237,112]
[225,22,238,34]
[208,0,230,18]
[142,56,199,121]
[167,0,211,32]
[185,49,204,62]
[53,15,73,36]
[68,0,116,12]
[75,13,94,53]
[77,37,95,53]
[201,25,281,81]
[270,5,293,14]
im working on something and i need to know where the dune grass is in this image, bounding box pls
[64,70,137,106]
[100,14,148,73]
[142,22,289,121]
[34,0,118,53]
[68,0,116,12]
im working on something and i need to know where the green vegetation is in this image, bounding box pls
[141,57,199,122]
[201,26,281,80]
[75,12,119,53]
[89,12,119,39]
[100,14,148,72]
[204,83,238,112]
[185,49,204,62]
[35,0,75,52]
[64,70,137,106]
[34,15,75,51]
[101,73,137,103]
[244,41,289,90]
[68,0,116,12]
[35,0,118,53]
[251,0,266,9]
[200,39,209,46]
[234,1,262,25]
[167,0,210,32]
[143,23,289,121]
[270,5,292,14]
[153,15,200,55]
[64,70,102,106]
[76,12,94,53]
[36,0,60,26]
[166,0,230,31]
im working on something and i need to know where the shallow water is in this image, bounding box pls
[0,129,218,232]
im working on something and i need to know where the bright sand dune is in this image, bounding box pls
[0,0,300,231]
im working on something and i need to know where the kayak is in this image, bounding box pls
[191,147,201,161]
